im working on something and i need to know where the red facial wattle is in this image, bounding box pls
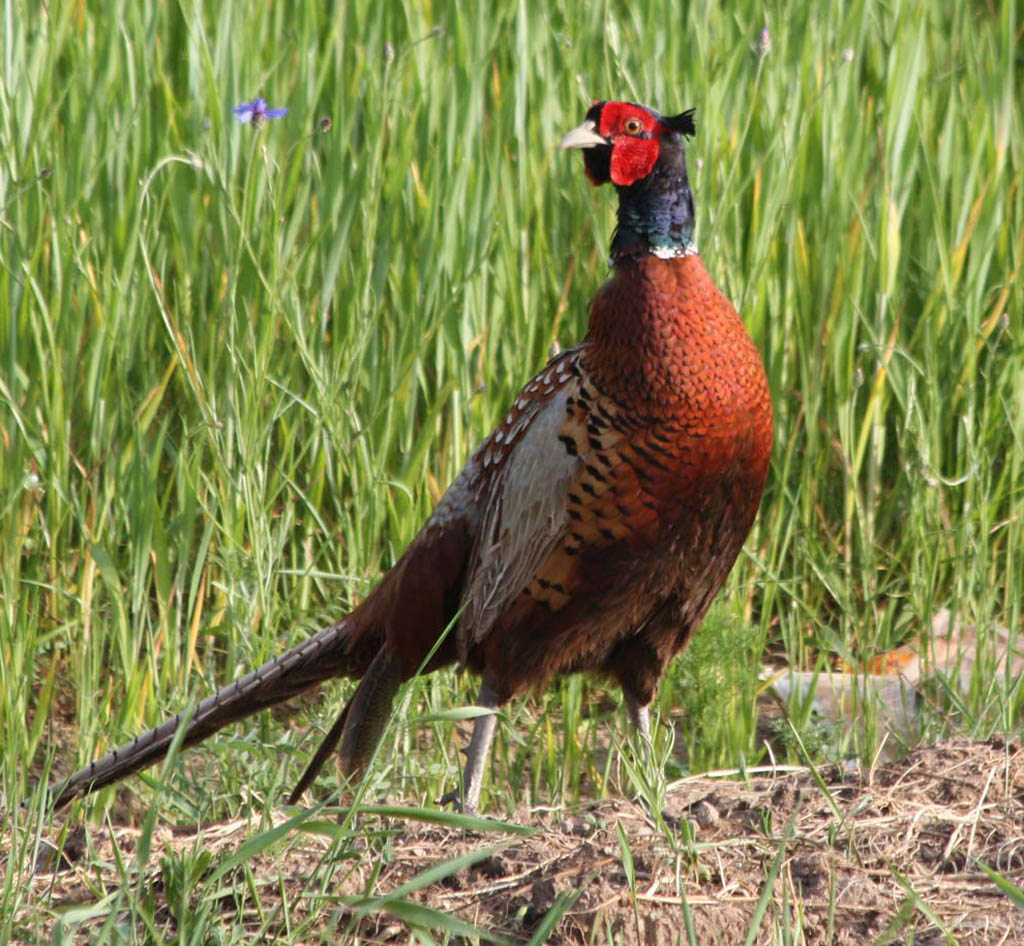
[596,102,664,187]
[609,141,660,186]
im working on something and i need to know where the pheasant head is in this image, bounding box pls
[561,101,697,262]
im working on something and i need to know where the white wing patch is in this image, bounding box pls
[459,384,580,653]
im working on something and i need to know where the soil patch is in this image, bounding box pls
[8,739,1023,943]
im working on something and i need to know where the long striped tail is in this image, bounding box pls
[50,618,365,810]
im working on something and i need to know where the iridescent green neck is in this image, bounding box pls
[610,135,696,262]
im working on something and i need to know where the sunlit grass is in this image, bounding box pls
[1,0,1021,940]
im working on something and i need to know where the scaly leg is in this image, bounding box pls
[624,692,652,760]
[440,682,500,814]
[623,691,682,829]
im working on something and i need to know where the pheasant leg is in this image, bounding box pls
[625,695,651,747]
[440,682,500,814]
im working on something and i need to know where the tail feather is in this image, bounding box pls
[50,618,362,810]
[338,647,402,777]
[286,699,351,804]
[287,647,401,803]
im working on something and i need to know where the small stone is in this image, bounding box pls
[691,800,720,828]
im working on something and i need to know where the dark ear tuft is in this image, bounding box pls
[664,108,696,137]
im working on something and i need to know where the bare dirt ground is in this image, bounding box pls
[8,739,1024,944]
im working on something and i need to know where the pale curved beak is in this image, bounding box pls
[559,119,610,150]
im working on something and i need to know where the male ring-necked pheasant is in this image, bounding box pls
[50,101,773,814]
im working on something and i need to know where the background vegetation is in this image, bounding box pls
[1,0,1021,939]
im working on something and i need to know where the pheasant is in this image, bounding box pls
[49,101,773,815]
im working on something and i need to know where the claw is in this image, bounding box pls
[438,787,470,813]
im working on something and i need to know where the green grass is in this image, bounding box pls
[2,0,1022,940]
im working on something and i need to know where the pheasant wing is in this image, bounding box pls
[458,351,583,651]
[458,346,652,657]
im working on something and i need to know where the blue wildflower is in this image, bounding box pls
[232,97,288,127]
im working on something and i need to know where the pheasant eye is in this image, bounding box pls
[624,117,644,135]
